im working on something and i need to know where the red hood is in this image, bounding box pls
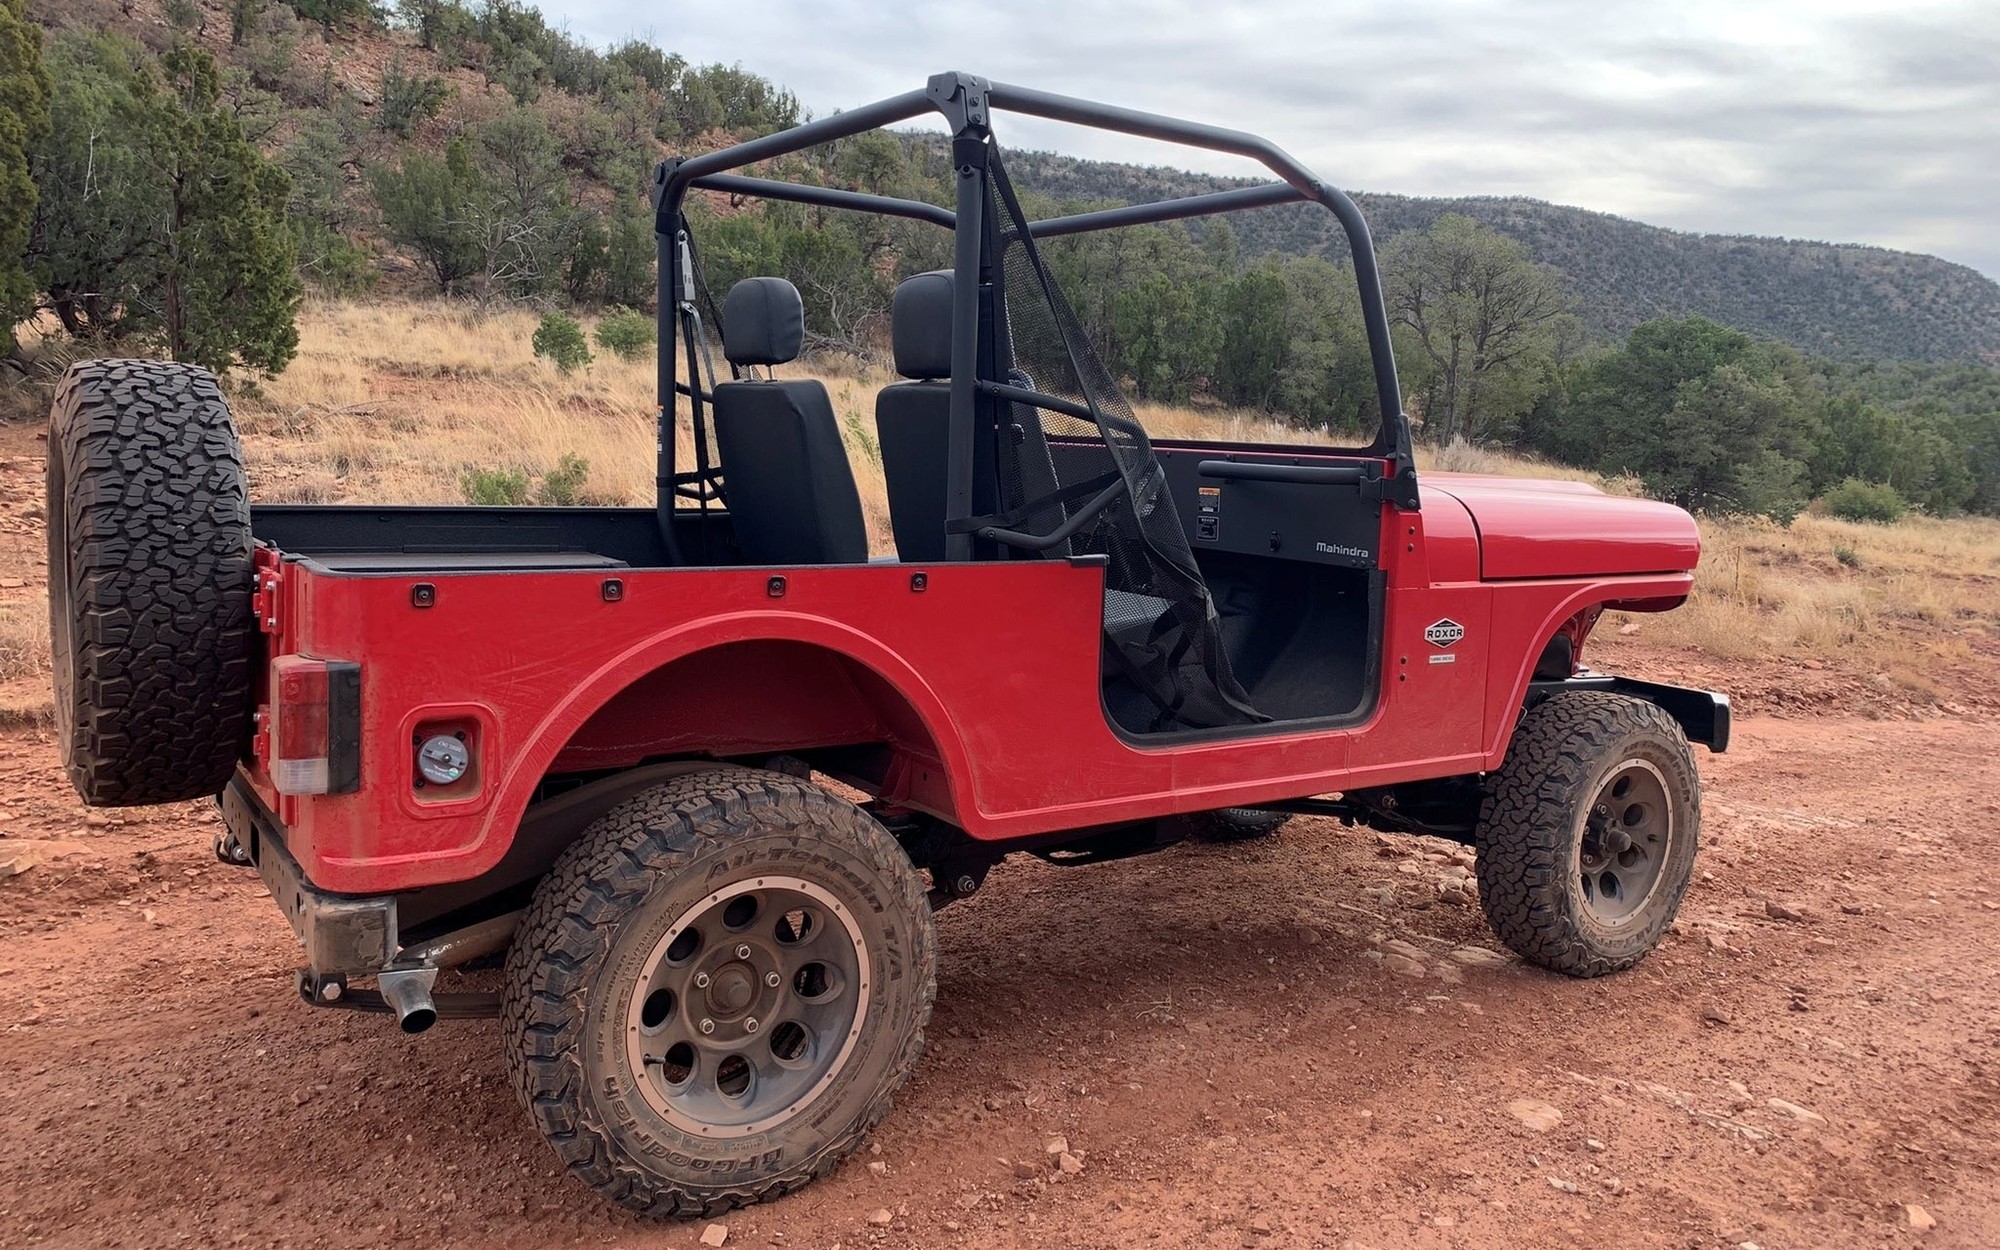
[1421,473,1701,580]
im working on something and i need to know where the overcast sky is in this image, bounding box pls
[549,0,2000,278]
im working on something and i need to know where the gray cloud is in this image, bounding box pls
[550,0,2000,277]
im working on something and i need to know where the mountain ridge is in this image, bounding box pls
[997,150,2000,365]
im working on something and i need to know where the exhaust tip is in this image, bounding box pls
[378,968,439,1035]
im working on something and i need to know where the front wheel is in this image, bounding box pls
[501,768,936,1217]
[1474,693,1700,978]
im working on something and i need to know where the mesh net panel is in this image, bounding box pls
[986,148,1266,732]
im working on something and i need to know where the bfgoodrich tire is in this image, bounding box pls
[47,360,256,806]
[1474,693,1700,978]
[502,768,937,1217]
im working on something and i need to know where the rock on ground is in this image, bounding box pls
[1507,1099,1564,1133]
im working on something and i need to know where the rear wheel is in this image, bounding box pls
[1474,693,1700,977]
[46,360,256,806]
[502,768,936,1216]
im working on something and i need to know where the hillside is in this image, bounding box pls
[1001,152,2000,366]
[17,0,2000,374]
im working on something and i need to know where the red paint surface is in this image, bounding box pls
[1426,474,1702,580]
[245,479,1699,895]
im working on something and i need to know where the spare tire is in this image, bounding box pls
[47,360,256,806]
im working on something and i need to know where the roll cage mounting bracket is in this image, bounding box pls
[927,72,990,135]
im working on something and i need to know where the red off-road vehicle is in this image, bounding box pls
[46,76,1726,1216]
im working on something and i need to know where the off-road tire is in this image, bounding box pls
[46,360,255,806]
[1474,693,1700,978]
[1180,807,1292,843]
[501,768,937,1217]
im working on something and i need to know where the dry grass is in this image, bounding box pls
[1609,511,2000,681]
[218,299,1998,674]
[239,299,907,547]
[242,300,662,500]
[1420,437,1642,493]
[0,595,49,684]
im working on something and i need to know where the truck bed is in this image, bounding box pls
[251,505,711,569]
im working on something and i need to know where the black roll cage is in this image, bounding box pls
[649,71,1414,564]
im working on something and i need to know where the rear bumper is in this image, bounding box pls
[1530,675,1731,753]
[221,773,399,975]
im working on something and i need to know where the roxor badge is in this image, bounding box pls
[1426,619,1466,648]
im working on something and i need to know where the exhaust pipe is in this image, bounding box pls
[377,968,439,1034]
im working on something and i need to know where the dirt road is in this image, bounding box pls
[2,704,1995,1250]
[1,418,1996,1248]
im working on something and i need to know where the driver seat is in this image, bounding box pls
[710,278,869,565]
[875,270,1067,562]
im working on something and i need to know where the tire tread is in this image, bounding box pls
[500,767,936,1218]
[1474,692,1700,978]
[47,359,255,806]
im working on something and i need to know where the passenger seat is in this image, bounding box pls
[710,277,870,565]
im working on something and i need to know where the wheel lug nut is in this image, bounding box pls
[735,944,752,960]
[699,1018,715,1035]
[765,971,782,988]
[745,1017,759,1033]
[694,972,711,989]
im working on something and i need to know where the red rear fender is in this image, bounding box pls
[550,636,958,815]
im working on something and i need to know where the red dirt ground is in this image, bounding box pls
[1,424,1995,1250]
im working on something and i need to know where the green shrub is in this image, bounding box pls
[592,307,653,360]
[1832,543,1861,569]
[164,0,204,32]
[1733,448,1807,526]
[244,3,302,90]
[1822,478,1906,524]
[286,0,378,30]
[460,465,530,505]
[532,311,592,373]
[535,453,591,505]
[378,54,451,137]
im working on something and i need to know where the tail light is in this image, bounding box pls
[269,656,362,795]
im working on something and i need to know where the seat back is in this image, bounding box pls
[711,277,869,565]
[874,271,1065,562]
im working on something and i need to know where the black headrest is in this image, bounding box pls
[721,277,804,367]
[892,270,954,380]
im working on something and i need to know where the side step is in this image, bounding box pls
[1027,819,1186,867]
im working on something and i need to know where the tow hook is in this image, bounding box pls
[214,830,253,867]
[297,969,348,1004]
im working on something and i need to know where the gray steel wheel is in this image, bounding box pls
[623,876,870,1139]
[1576,760,1674,925]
